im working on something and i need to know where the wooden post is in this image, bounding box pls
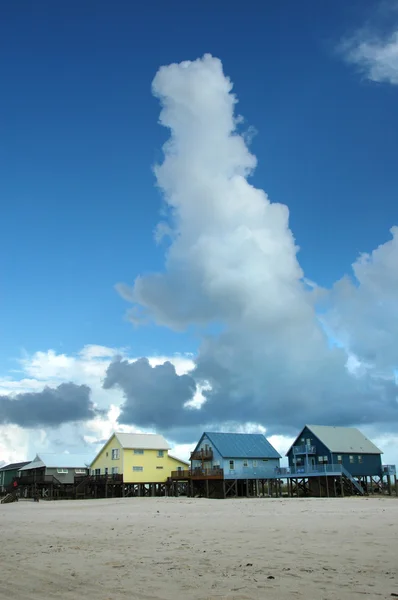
[326,476,329,498]
[319,476,322,497]
[341,476,344,497]
[205,479,209,498]
[333,477,336,497]
[222,480,226,499]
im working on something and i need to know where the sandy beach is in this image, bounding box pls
[1,496,397,600]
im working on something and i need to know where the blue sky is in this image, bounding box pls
[1,0,397,366]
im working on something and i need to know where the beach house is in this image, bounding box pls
[17,453,92,498]
[89,432,189,484]
[285,425,383,477]
[191,432,281,479]
[0,461,30,493]
[169,431,282,498]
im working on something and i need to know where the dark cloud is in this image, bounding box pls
[0,383,97,428]
[103,357,199,429]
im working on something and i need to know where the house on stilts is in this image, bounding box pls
[169,431,281,498]
[84,432,189,498]
[283,425,396,497]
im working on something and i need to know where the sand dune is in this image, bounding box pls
[1,496,397,599]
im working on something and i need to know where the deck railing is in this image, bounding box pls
[190,449,213,461]
[16,474,63,486]
[170,468,224,479]
[292,445,316,455]
[382,464,396,475]
[276,464,343,476]
[86,474,123,482]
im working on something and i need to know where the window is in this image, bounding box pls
[134,449,144,455]
[358,455,363,463]
[91,469,95,475]
[156,466,164,470]
[306,439,311,445]
[105,468,108,475]
[262,459,269,462]
[75,469,86,474]
[133,466,143,472]
[111,448,120,460]
[253,460,257,467]
[95,469,100,476]
[243,460,248,468]
[157,450,164,458]
[229,460,235,470]
[57,469,68,474]
[349,455,354,463]
[111,467,119,474]
[337,455,342,464]
[318,456,328,464]
[106,452,108,457]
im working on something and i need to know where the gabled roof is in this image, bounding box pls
[90,432,172,467]
[115,432,170,450]
[286,425,383,455]
[0,461,30,472]
[201,432,281,459]
[19,454,92,471]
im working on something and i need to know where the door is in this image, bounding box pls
[310,457,315,468]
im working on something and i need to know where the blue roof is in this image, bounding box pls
[203,432,281,459]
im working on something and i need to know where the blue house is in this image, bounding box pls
[286,425,383,478]
[191,432,281,479]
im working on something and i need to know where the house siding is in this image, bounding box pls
[123,449,187,483]
[47,467,88,485]
[331,453,382,477]
[90,434,123,476]
[191,433,280,479]
[0,469,20,490]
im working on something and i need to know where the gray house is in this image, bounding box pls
[18,453,92,486]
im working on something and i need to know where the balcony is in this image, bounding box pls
[190,448,213,461]
[292,444,316,455]
[276,464,343,477]
[382,465,396,475]
[170,468,224,480]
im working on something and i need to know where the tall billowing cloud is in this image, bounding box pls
[0,382,97,428]
[115,54,398,438]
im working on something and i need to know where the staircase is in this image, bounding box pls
[1,493,17,504]
[341,467,365,495]
[74,475,92,499]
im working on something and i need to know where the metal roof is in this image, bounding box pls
[115,432,170,450]
[0,461,30,472]
[288,425,383,455]
[19,453,93,471]
[203,432,281,459]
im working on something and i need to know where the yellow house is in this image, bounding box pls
[90,432,189,483]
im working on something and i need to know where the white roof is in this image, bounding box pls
[168,454,190,466]
[19,453,92,471]
[115,432,170,450]
[305,425,383,454]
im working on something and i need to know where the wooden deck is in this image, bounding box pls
[170,468,224,480]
